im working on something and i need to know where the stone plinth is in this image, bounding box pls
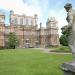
[61,61,75,75]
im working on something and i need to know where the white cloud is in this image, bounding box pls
[0,0,43,27]
[0,0,68,35]
[0,0,42,16]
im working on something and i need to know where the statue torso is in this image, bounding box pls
[67,9,75,31]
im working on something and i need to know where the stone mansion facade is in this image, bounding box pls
[0,11,59,48]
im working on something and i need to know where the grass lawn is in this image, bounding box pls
[49,46,71,52]
[0,48,73,75]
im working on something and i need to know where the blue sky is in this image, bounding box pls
[0,0,75,35]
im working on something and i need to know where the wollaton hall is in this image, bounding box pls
[0,10,59,48]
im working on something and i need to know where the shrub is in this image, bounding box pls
[60,35,68,46]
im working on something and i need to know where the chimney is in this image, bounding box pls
[10,10,14,15]
[40,22,42,29]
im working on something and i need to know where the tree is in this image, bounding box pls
[61,25,70,37]
[8,32,18,49]
[60,34,68,46]
[60,25,69,46]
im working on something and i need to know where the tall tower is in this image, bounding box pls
[46,17,59,46]
[0,12,5,47]
[33,14,38,29]
[39,23,46,48]
[10,10,15,32]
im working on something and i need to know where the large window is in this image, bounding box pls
[27,18,32,25]
[20,18,23,25]
[24,18,26,25]
[24,31,31,35]
[6,28,10,34]
[0,17,4,23]
[14,18,17,24]
[11,18,17,25]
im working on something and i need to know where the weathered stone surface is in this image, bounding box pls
[61,3,75,75]
[61,61,75,75]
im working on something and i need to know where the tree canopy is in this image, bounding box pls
[60,25,69,46]
[8,32,18,49]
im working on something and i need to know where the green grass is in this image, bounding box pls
[0,48,73,75]
[50,46,70,52]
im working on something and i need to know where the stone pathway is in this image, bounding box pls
[34,48,72,55]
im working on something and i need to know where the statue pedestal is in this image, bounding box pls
[61,61,75,75]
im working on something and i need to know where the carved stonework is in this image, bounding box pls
[61,3,75,75]
[0,10,59,48]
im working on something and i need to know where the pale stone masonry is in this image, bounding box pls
[0,12,5,47]
[0,10,59,48]
[46,17,59,46]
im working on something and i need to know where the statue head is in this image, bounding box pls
[64,3,72,12]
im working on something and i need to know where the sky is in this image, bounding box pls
[0,0,75,35]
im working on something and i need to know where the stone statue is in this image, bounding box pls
[60,3,75,75]
[64,3,75,58]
